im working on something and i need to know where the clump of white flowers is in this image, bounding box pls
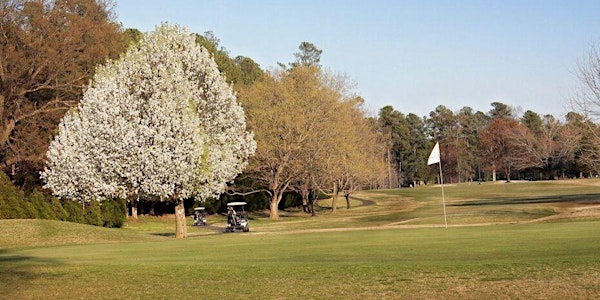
[41,23,256,205]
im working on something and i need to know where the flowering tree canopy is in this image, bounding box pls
[41,23,255,238]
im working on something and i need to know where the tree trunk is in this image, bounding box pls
[387,148,392,188]
[492,168,497,182]
[300,186,310,213]
[331,182,339,213]
[269,194,280,220]
[130,200,138,220]
[269,187,285,220]
[269,181,289,220]
[0,95,4,127]
[0,118,16,159]
[149,201,156,216]
[345,192,351,209]
[175,199,187,238]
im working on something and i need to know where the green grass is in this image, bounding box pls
[0,219,167,249]
[2,179,600,299]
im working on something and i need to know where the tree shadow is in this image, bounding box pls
[150,232,175,237]
[0,249,63,297]
[450,193,600,207]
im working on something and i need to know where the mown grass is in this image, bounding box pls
[2,179,600,299]
[0,219,167,249]
[2,221,600,299]
[361,180,600,226]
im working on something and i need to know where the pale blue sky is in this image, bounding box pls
[114,0,600,119]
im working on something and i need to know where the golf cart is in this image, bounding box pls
[193,207,207,226]
[225,201,249,232]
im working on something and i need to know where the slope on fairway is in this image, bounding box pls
[0,219,167,249]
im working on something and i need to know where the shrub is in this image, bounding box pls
[1,172,128,228]
[101,198,126,228]
[28,191,57,220]
[21,199,39,219]
[63,199,85,223]
[0,172,26,218]
[84,200,103,226]
[49,197,69,221]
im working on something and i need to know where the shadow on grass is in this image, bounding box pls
[348,196,376,206]
[250,209,324,219]
[151,225,236,236]
[200,224,226,233]
[358,211,412,223]
[451,193,600,207]
[0,249,63,296]
[150,232,175,237]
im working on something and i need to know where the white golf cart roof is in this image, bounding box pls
[194,207,205,211]
[227,202,247,206]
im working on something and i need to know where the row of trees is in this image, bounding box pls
[1,0,383,226]
[5,0,600,231]
[377,101,599,188]
[37,20,386,230]
[195,35,387,219]
[238,65,385,219]
[0,172,126,227]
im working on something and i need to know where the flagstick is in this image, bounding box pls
[438,159,447,228]
[427,142,447,228]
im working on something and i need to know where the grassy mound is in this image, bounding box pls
[0,219,166,249]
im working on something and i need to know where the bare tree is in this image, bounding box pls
[573,45,600,118]
[571,44,600,175]
[0,0,126,183]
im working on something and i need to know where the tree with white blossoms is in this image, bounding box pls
[41,23,256,238]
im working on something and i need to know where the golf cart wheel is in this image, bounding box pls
[243,226,249,232]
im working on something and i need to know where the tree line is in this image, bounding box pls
[378,102,594,188]
[0,172,127,227]
[3,0,600,227]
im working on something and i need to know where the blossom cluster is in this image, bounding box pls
[41,23,256,202]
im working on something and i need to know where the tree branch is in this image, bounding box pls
[225,189,273,197]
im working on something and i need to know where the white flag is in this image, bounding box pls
[427,142,440,165]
